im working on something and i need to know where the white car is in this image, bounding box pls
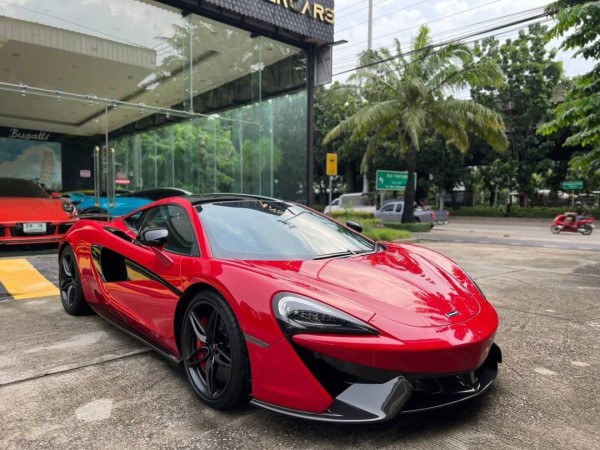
[324,193,376,215]
[323,197,340,215]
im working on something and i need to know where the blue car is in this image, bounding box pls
[65,188,192,218]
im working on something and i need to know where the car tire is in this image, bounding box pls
[59,245,91,315]
[181,290,249,410]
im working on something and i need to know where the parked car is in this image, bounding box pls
[433,208,450,225]
[59,193,501,422]
[123,187,193,201]
[324,192,376,215]
[375,200,436,224]
[67,187,192,218]
[0,177,78,245]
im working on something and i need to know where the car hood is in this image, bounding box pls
[252,244,482,328]
[0,197,71,221]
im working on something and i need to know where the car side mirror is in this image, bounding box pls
[346,221,363,233]
[51,192,61,199]
[138,227,169,247]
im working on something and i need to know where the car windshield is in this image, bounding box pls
[198,200,375,260]
[0,178,49,198]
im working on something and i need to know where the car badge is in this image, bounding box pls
[445,310,460,318]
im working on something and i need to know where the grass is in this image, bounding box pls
[330,212,414,241]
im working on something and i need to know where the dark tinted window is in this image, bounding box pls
[0,178,49,198]
[135,205,198,256]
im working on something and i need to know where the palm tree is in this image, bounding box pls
[323,25,508,222]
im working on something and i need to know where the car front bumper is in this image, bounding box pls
[251,343,501,423]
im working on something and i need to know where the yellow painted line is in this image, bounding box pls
[0,259,59,300]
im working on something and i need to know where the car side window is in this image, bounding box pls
[382,204,394,212]
[130,205,199,256]
[395,204,403,213]
[136,207,168,231]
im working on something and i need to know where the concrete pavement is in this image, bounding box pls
[0,242,599,449]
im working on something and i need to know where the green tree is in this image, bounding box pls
[539,1,600,190]
[472,24,563,206]
[314,83,367,201]
[323,25,507,222]
[418,134,470,209]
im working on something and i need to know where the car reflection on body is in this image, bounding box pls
[58,194,501,423]
[0,177,78,245]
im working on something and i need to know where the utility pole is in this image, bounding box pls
[368,0,373,50]
[363,0,373,194]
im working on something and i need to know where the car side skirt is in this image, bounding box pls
[90,303,182,366]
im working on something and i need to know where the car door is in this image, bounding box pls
[96,203,199,355]
[379,202,398,223]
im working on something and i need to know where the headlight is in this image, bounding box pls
[273,293,378,336]
[62,201,77,215]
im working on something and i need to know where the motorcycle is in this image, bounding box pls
[550,213,595,235]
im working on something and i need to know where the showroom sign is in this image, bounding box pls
[7,128,51,141]
[263,0,335,24]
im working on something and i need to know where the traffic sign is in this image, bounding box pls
[376,170,416,190]
[326,153,338,176]
[562,181,583,190]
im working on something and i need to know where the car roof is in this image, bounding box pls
[181,193,281,207]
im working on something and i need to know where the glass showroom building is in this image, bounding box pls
[0,0,334,204]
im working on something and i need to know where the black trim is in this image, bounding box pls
[91,244,182,296]
[243,333,270,348]
[251,376,413,423]
[124,258,182,296]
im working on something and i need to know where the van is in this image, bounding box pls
[324,192,376,215]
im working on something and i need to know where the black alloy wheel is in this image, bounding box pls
[181,290,249,410]
[59,246,90,315]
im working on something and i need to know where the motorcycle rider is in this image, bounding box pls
[562,201,590,229]
[575,201,590,220]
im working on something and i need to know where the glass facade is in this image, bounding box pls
[0,0,308,200]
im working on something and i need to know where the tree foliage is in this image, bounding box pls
[472,24,563,205]
[540,1,600,184]
[323,25,507,222]
[314,83,368,199]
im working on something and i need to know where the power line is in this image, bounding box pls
[335,0,430,35]
[331,9,551,78]
[336,0,503,54]
[332,6,549,71]
[335,0,392,19]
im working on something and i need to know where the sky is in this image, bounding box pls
[331,0,594,82]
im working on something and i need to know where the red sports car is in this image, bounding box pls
[58,194,501,423]
[0,177,78,245]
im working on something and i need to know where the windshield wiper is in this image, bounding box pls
[313,250,357,260]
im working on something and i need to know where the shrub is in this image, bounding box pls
[383,222,434,232]
[366,228,411,241]
[328,212,422,241]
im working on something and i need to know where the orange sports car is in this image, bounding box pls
[0,177,78,245]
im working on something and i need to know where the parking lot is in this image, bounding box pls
[1,241,599,449]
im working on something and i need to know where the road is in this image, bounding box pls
[416,216,600,252]
[0,225,599,448]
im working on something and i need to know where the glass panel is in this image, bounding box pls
[0,1,308,206]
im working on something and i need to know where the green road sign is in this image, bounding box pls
[562,181,583,190]
[375,170,416,190]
